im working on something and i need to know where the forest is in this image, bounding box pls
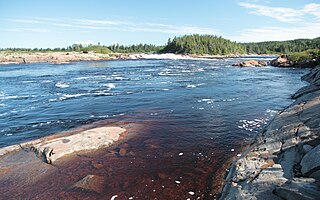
[107,44,163,53]
[160,34,320,55]
[243,37,320,54]
[160,34,246,54]
[1,34,319,55]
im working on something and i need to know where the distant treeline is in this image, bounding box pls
[0,43,163,54]
[160,34,320,55]
[160,34,246,54]
[1,35,320,55]
[107,44,163,53]
[243,37,320,54]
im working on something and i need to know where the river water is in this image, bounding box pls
[0,58,307,198]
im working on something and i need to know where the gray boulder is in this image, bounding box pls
[274,178,320,200]
[301,144,320,176]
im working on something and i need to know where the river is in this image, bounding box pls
[0,58,307,199]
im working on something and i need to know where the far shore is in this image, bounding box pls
[0,51,278,65]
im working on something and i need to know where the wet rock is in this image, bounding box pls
[302,144,313,154]
[278,147,302,179]
[72,175,106,194]
[292,84,320,99]
[119,148,127,156]
[274,178,320,200]
[158,172,168,179]
[232,60,267,67]
[301,144,320,176]
[302,67,320,84]
[295,59,319,68]
[91,161,104,169]
[310,169,320,180]
[144,138,161,149]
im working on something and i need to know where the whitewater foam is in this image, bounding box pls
[55,82,70,88]
[0,112,8,117]
[75,76,90,80]
[186,85,196,88]
[104,83,116,90]
[41,80,52,83]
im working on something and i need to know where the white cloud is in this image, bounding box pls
[303,3,320,18]
[239,2,320,23]
[21,28,51,33]
[7,19,44,24]
[238,2,303,22]
[7,17,219,35]
[74,19,125,26]
[128,23,218,35]
[234,2,320,42]
[229,22,320,42]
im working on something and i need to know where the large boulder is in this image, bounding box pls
[270,55,292,67]
[232,60,267,67]
[31,126,126,164]
[294,59,319,68]
[300,144,320,176]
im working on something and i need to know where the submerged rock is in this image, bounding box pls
[72,174,106,194]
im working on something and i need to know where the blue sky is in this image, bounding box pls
[0,0,320,48]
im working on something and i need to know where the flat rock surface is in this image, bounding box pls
[32,126,126,163]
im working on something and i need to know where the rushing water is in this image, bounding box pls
[0,58,307,198]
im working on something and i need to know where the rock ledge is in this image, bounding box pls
[220,66,320,199]
[0,126,126,164]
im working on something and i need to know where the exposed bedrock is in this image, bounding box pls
[232,60,267,67]
[220,66,320,200]
[270,54,320,68]
[0,126,126,164]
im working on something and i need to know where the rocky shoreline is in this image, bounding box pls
[0,52,195,65]
[219,66,320,199]
[0,51,278,65]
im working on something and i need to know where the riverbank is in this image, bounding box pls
[220,66,320,199]
[0,51,277,65]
